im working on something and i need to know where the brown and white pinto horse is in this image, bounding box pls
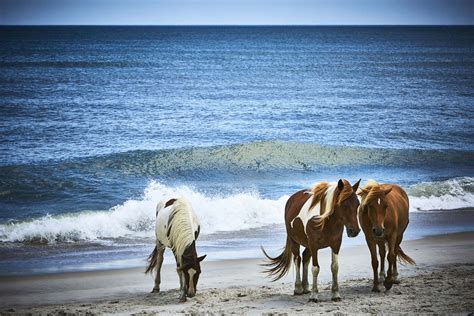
[262,179,361,302]
[358,180,415,292]
[146,197,206,302]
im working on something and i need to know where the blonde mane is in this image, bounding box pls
[166,198,196,263]
[358,179,382,208]
[308,179,354,229]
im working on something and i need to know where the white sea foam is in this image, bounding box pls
[407,177,474,211]
[0,181,288,243]
[0,177,472,244]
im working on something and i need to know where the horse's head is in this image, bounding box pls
[336,179,361,238]
[358,181,392,238]
[178,243,206,298]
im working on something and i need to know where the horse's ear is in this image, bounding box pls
[357,187,369,196]
[337,179,344,191]
[198,255,207,262]
[383,187,392,195]
[352,179,361,192]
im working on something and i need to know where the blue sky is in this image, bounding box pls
[1,0,472,25]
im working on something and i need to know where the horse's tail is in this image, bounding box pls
[397,246,415,265]
[260,237,293,281]
[145,245,159,274]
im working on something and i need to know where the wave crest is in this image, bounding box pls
[408,177,474,211]
[0,181,287,244]
[89,141,472,176]
[1,177,472,244]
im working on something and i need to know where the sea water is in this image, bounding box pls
[0,26,473,275]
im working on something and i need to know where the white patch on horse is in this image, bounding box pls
[324,183,337,214]
[290,195,320,235]
[377,198,381,205]
[310,265,320,301]
[155,198,199,266]
[188,268,196,293]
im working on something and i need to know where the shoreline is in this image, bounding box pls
[1,231,473,314]
[2,208,473,277]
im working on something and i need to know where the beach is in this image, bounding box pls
[0,25,473,315]
[1,231,472,314]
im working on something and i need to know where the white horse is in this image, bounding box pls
[146,197,206,302]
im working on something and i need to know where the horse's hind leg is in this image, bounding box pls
[301,248,311,294]
[152,244,165,293]
[384,236,397,290]
[392,234,405,284]
[291,242,304,295]
[308,250,320,303]
[378,242,386,283]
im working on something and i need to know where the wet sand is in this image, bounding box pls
[1,231,473,314]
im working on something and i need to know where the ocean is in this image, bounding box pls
[0,26,473,275]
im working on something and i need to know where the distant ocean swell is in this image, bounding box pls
[0,177,472,244]
[0,141,472,201]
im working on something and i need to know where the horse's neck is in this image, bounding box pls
[179,241,197,266]
[168,208,196,261]
[322,207,344,233]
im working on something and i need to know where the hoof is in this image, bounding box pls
[294,284,304,295]
[178,297,187,303]
[332,297,342,302]
[372,286,381,293]
[392,279,401,284]
[384,280,393,291]
[151,287,160,293]
[308,298,318,303]
[303,289,311,294]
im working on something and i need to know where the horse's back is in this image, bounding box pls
[384,184,409,233]
[284,189,312,224]
[155,199,175,247]
[155,197,199,247]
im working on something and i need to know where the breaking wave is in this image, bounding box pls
[0,177,472,244]
[0,181,288,244]
[408,177,474,211]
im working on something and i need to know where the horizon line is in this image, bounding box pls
[2,24,473,27]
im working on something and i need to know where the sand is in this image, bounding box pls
[1,232,473,315]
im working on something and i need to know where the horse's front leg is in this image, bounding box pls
[174,253,187,302]
[330,251,341,301]
[378,242,386,283]
[301,248,311,294]
[178,270,187,302]
[152,246,165,293]
[366,238,380,292]
[308,250,319,303]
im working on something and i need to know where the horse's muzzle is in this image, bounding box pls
[346,227,360,238]
[372,227,384,237]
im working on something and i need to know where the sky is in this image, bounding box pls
[0,0,472,25]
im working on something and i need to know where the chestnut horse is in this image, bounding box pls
[262,179,361,302]
[358,180,415,292]
[146,197,206,302]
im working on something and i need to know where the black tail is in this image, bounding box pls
[397,246,415,265]
[145,245,158,274]
[260,238,293,281]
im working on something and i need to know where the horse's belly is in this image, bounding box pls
[287,218,309,248]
